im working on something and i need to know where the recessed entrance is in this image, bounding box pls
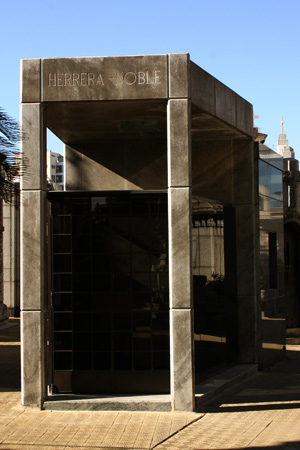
[49,191,169,394]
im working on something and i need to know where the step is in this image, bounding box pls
[195,364,258,408]
[43,364,257,412]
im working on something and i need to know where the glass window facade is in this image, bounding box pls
[259,156,283,292]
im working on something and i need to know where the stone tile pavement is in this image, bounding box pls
[1,318,300,449]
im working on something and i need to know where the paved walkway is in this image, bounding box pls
[1,319,300,449]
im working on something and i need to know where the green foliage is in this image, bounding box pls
[0,108,25,204]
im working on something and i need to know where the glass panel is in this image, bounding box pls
[93,313,111,331]
[74,333,92,351]
[132,292,152,310]
[93,333,111,351]
[54,332,72,350]
[54,313,72,331]
[53,255,71,273]
[114,332,132,351]
[53,235,71,253]
[52,293,72,311]
[153,352,170,370]
[153,334,169,351]
[93,254,110,272]
[133,312,151,330]
[93,274,111,292]
[113,253,130,272]
[114,313,132,331]
[93,352,111,370]
[74,313,91,332]
[133,333,151,350]
[73,255,91,273]
[152,312,169,331]
[73,235,91,253]
[54,352,72,370]
[73,274,91,292]
[132,273,150,291]
[133,352,151,370]
[74,352,92,370]
[113,273,131,291]
[53,274,72,292]
[114,352,132,370]
[73,294,91,312]
[51,199,71,215]
[259,159,284,201]
[53,216,71,234]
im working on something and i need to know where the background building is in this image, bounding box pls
[47,151,64,191]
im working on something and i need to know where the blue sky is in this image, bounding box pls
[1,0,299,157]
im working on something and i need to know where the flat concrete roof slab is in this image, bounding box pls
[21,54,253,142]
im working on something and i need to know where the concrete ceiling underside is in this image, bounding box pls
[45,100,248,146]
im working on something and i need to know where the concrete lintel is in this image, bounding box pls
[41,55,168,102]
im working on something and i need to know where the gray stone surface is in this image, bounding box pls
[168,188,192,309]
[170,309,194,411]
[21,190,46,311]
[215,80,236,126]
[190,62,253,137]
[235,204,258,296]
[190,63,216,114]
[169,53,190,98]
[65,141,168,191]
[21,310,45,407]
[21,103,46,191]
[195,364,257,407]
[192,140,234,203]
[232,139,256,204]
[44,394,172,411]
[42,55,168,102]
[236,95,253,136]
[237,295,259,364]
[21,59,41,103]
[19,53,261,411]
[168,99,191,187]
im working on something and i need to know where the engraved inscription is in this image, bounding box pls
[48,70,161,87]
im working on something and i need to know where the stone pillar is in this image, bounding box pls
[167,98,194,411]
[20,59,47,407]
[232,139,261,364]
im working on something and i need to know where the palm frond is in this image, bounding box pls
[0,108,26,205]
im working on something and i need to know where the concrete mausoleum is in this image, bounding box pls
[21,54,261,411]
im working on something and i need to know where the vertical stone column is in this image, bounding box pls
[20,59,47,407]
[232,139,261,364]
[167,96,194,411]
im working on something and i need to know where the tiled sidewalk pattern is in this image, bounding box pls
[1,319,300,449]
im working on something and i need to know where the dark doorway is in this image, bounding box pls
[48,191,169,394]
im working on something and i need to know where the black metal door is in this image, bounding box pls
[49,192,170,394]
